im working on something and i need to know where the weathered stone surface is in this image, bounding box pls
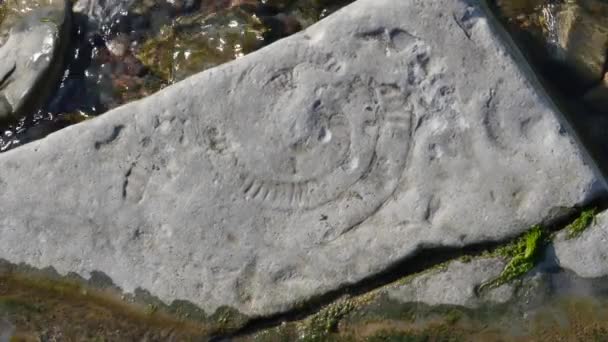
[0,0,602,317]
[554,210,608,278]
[387,258,514,308]
[0,0,70,121]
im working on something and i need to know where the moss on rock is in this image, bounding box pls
[480,225,545,290]
[566,208,597,239]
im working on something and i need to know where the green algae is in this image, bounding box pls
[305,299,357,339]
[566,208,597,239]
[136,9,266,86]
[296,293,378,342]
[480,225,545,290]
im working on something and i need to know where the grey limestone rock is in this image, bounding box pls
[0,0,71,121]
[387,258,514,308]
[554,210,608,278]
[0,0,602,318]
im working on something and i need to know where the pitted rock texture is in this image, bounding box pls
[554,210,608,278]
[387,258,514,308]
[0,0,70,121]
[0,0,602,317]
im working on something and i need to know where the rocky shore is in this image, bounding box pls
[0,0,608,340]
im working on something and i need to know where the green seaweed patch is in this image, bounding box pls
[310,300,355,334]
[480,225,545,291]
[566,208,597,240]
[298,293,377,342]
[211,306,249,333]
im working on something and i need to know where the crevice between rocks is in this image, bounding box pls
[211,195,608,341]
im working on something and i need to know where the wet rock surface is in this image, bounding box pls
[0,0,601,322]
[0,0,70,122]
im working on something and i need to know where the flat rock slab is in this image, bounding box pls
[387,258,514,308]
[554,210,608,278]
[0,0,602,317]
